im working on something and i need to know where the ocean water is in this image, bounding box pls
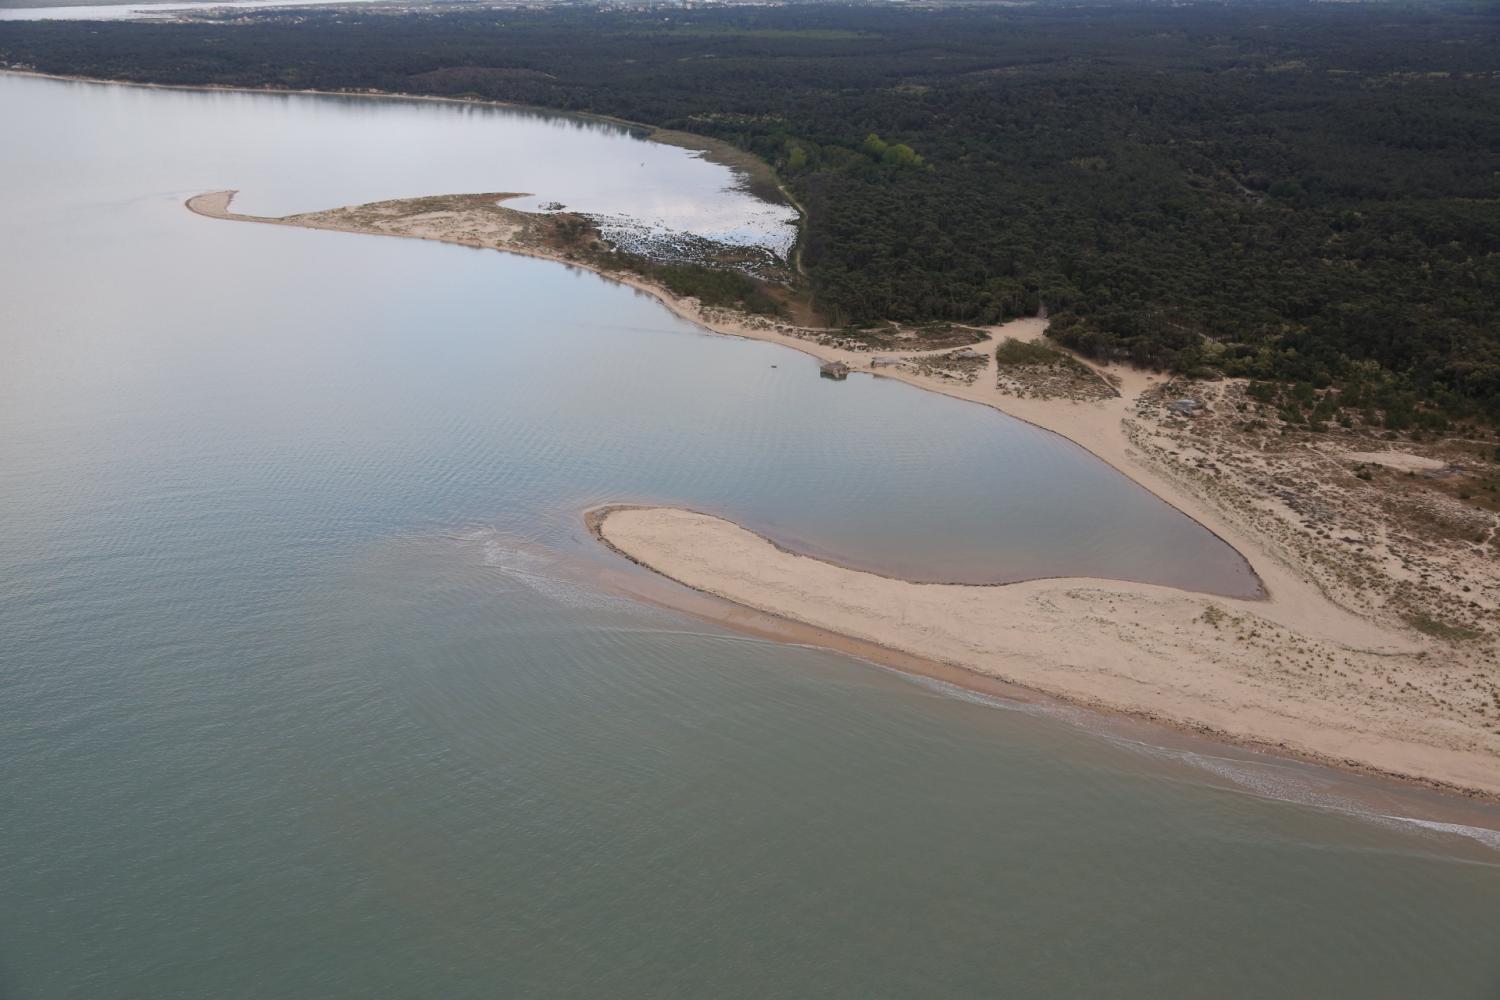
[1,73,1497,999]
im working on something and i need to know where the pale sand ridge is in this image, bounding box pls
[598,506,1498,798]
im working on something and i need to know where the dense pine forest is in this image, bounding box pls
[3,1,1497,422]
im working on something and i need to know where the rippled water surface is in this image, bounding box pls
[2,73,1498,999]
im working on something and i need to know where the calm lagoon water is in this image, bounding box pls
[1,73,1498,999]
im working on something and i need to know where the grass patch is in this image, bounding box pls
[618,257,782,316]
[1403,613,1481,642]
[995,337,1066,366]
[1197,603,1230,628]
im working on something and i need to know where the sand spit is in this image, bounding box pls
[595,506,1500,800]
[186,188,790,336]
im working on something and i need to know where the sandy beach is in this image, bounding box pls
[594,506,1499,798]
[187,181,1499,800]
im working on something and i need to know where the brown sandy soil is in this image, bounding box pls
[187,187,1500,797]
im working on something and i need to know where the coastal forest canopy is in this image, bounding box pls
[3,1,1497,421]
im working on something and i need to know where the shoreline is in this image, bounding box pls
[183,190,1262,591]
[589,505,1500,807]
[136,70,1493,803]
[2,76,1485,614]
[580,509,1495,814]
[0,73,1347,607]
[183,187,808,355]
[186,187,1499,801]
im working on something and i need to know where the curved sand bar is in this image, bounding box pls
[596,506,1499,799]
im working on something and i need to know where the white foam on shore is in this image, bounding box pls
[463,527,637,612]
[903,671,1500,857]
[1108,739,1500,857]
[1171,747,1500,854]
[1366,815,1500,854]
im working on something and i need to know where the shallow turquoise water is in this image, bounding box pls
[1,73,1497,999]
